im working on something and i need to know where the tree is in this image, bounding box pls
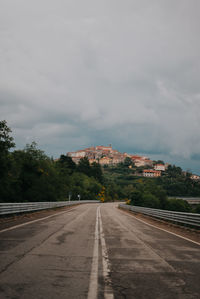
[77,157,91,177]
[58,155,76,175]
[11,142,63,202]
[165,198,191,212]
[154,160,165,165]
[70,172,101,201]
[142,193,160,208]
[124,157,132,167]
[91,162,103,183]
[130,190,143,206]
[0,120,15,201]
[123,184,136,198]
[0,120,15,177]
[0,120,15,153]
[166,165,183,178]
[144,181,167,208]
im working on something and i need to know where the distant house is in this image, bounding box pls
[134,159,146,167]
[88,159,96,164]
[143,169,161,177]
[133,158,153,168]
[190,174,200,181]
[154,164,166,171]
[99,157,111,165]
[68,150,86,158]
[95,145,112,152]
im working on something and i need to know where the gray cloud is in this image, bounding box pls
[0,0,200,173]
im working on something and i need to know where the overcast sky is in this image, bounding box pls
[1,0,200,173]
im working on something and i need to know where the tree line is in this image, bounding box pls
[0,120,103,202]
[127,179,198,213]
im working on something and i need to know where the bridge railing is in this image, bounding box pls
[0,200,99,216]
[119,204,200,228]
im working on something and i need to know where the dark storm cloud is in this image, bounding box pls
[0,0,200,173]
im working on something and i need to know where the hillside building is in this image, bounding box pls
[190,174,200,181]
[67,145,153,167]
[143,169,161,177]
[154,164,166,171]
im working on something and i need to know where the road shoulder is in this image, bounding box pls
[118,206,200,244]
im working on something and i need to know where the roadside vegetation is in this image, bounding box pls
[103,160,200,213]
[0,120,103,203]
[1,120,200,213]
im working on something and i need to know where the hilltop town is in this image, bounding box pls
[67,145,151,166]
[67,145,200,180]
[67,145,168,178]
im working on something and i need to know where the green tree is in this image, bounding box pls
[57,155,76,175]
[124,157,132,167]
[0,120,15,201]
[77,157,91,176]
[123,184,136,198]
[165,198,191,212]
[0,120,15,153]
[130,190,143,206]
[70,172,101,201]
[91,162,103,183]
[154,160,165,165]
[142,193,160,208]
[166,165,183,178]
[11,142,63,202]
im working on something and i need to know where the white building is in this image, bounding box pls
[67,151,86,158]
[143,170,161,177]
[190,174,200,181]
[154,164,166,171]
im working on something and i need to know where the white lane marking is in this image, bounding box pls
[99,207,114,299]
[119,208,200,246]
[0,208,76,234]
[87,206,99,299]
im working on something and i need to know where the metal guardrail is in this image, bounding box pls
[119,204,200,228]
[0,200,99,216]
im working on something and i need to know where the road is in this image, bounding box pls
[0,203,200,299]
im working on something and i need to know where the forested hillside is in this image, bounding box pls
[103,162,200,213]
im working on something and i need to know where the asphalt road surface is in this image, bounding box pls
[0,203,200,299]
